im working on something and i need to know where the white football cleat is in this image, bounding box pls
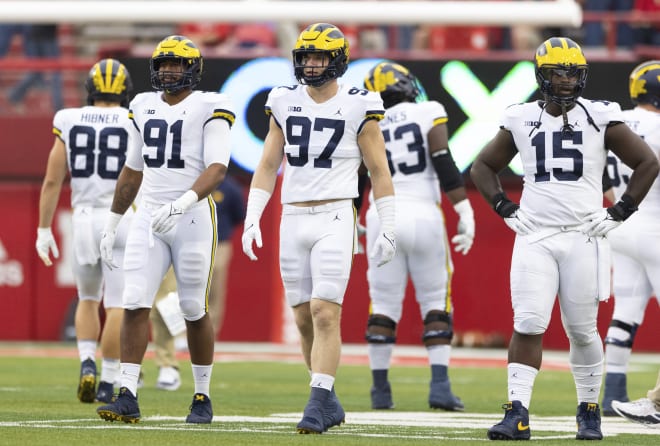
[612,398,660,427]
[156,366,181,391]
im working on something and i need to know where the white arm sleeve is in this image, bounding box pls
[203,118,232,168]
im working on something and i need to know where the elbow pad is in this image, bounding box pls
[431,148,464,192]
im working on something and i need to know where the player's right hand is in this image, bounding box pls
[35,227,59,267]
[99,230,118,269]
[241,220,262,261]
[503,209,537,236]
[370,231,396,267]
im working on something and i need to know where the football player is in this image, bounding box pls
[96,35,235,424]
[36,59,134,404]
[470,37,659,440]
[241,23,395,434]
[362,62,474,411]
[601,60,660,416]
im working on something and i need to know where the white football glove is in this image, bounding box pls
[99,230,118,269]
[100,211,122,269]
[242,220,263,261]
[451,199,475,255]
[504,208,538,236]
[35,227,59,267]
[151,190,198,234]
[582,209,623,237]
[369,231,396,267]
[356,221,366,255]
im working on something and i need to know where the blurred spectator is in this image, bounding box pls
[634,0,660,46]
[176,22,277,55]
[0,24,24,57]
[6,24,63,112]
[582,0,635,48]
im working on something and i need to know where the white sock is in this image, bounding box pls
[507,363,538,409]
[604,344,631,374]
[368,344,394,370]
[77,340,97,362]
[100,358,120,385]
[120,363,141,396]
[191,364,213,396]
[310,373,335,391]
[572,361,604,404]
[427,344,451,366]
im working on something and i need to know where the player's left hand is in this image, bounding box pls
[582,209,622,237]
[35,227,59,266]
[242,220,262,261]
[370,231,396,267]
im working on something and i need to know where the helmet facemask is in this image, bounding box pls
[534,37,588,107]
[292,23,349,87]
[149,35,203,94]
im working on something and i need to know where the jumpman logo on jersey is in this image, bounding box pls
[334,108,342,116]
[190,218,196,225]
[333,213,341,221]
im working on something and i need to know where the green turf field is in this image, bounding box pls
[0,343,658,445]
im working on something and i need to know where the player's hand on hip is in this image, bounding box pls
[242,220,262,261]
[99,230,118,269]
[35,227,59,266]
[370,231,396,267]
[582,209,622,237]
[504,209,538,236]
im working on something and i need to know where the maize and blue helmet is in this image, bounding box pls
[85,58,132,107]
[629,60,660,108]
[150,35,203,93]
[534,37,588,106]
[292,23,349,87]
[364,62,421,109]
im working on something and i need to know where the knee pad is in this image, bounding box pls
[365,315,396,344]
[422,311,453,343]
[514,315,547,336]
[604,319,638,348]
[176,250,207,287]
[179,297,205,322]
[123,283,147,309]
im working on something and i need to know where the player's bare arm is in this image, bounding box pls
[250,117,285,193]
[470,129,518,203]
[358,119,394,199]
[189,162,227,199]
[38,137,68,227]
[111,166,142,214]
[605,122,660,204]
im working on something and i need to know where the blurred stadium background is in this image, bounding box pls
[0,1,658,353]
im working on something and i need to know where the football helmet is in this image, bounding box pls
[364,62,420,109]
[629,60,660,108]
[534,37,588,106]
[150,35,203,93]
[85,59,133,107]
[292,23,349,87]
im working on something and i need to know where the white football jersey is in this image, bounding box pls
[608,106,660,214]
[503,99,624,226]
[265,84,384,204]
[53,105,136,208]
[127,90,234,208]
[376,100,447,203]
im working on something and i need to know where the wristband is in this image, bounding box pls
[374,195,395,233]
[245,188,272,222]
[175,190,199,211]
[103,211,123,232]
[607,193,637,221]
[492,192,519,218]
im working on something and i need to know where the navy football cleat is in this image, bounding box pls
[487,400,531,440]
[77,358,97,403]
[576,402,603,440]
[186,393,213,424]
[95,381,114,403]
[97,387,141,423]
